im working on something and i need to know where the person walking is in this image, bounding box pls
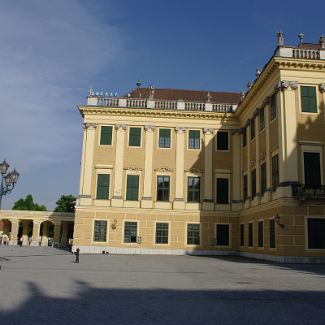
[75,248,80,263]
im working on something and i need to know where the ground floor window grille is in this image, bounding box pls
[93,220,107,242]
[155,223,169,244]
[124,222,138,243]
[187,224,200,245]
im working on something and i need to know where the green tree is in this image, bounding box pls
[54,194,76,213]
[12,194,47,211]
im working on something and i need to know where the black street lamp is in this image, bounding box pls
[0,159,20,210]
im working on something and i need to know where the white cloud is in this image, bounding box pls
[0,0,122,172]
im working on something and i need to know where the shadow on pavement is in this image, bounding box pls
[1,280,325,325]
[191,255,325,277]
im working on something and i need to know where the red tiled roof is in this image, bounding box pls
[125,88,241,104]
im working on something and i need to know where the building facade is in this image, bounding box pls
[73,34,325,262]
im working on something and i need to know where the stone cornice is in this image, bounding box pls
[78,106,238,122]
[236,56,325,118]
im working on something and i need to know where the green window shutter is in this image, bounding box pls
[301,86,317,113]
[126,175,139,201]
[308,87,317,112]
[159,129,171,148]
[96,174,110,200]
[100,126,112,145]
[189,130,200,149]
[129,127,141,146]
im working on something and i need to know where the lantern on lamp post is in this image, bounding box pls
[0,159,20,210]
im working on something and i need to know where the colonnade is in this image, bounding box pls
[0,210,74,246]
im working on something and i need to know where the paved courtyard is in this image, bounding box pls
[0,247,325,324]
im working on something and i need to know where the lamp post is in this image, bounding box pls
[0,159,20,210]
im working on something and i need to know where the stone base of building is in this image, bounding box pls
[72,245,325,263]
[72,245,237,256]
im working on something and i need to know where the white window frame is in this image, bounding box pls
[299,84,319,115]
[98,125,114,147]
[301,144,323,185]
[157,127,172,149]
[127,126,143,148]
[122,220,139,245]
[187,129,201,150]
[215,130,230,152]
[154,221,170,246]
[91,219,109,244]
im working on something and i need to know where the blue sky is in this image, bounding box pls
[1,0,324,210]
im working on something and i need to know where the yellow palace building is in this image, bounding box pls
[73,33,325,262]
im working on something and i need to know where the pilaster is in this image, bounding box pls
[255,113,261,204]
[232,130,242,211]
[278,81,299,195]
[79,123,97,206]
[141,125,155,208]
[173,127,185,209]
[264,102,272,201]
[202,128,214,210]
[112,124,127,207]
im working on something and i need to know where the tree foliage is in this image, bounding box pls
[54,194,76,213]
[12,194,47,211]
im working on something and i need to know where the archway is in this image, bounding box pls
[40,221,54,246]
[0,219,12,245]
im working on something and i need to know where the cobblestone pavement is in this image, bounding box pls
[1,246,325,325]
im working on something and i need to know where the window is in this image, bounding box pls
[260,163,267,196]
[129,127,141,147]
[240,224,244,246]
[243,174,248,201]
[251,169,256,199]
[258,221,264,248]
[124,222,137,243]
[270,94,277,120]
[304,152,321,187]
[269,219,276,249]
[216,224,230,246]
[96,174,110,200]
[187,224,200,245]
[100,126,113,145]
[157,176,170,201]
[301,86,317,113]
[259,107,265,130]
[126,175,139,201]
[242,127,247,147]
[188,130,200,149]
[217,131,228,151]
[248,223,253,247]
[272,155,279,191]
[93,220,107,242]
[187,177,200,203]
[250,117,255,140]
[155,223,169,244]
[216,178,229,204]
[159,128,171,148]
[308,218,325,249]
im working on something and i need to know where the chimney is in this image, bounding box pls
[277,31,284,46]
[320,36,325,49]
